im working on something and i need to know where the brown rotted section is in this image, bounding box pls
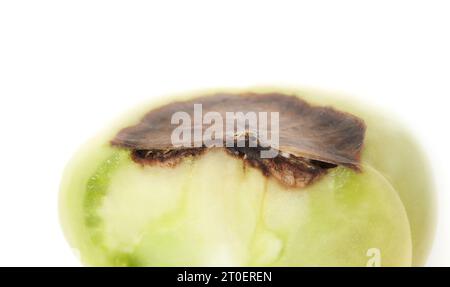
[131,148,205,168]
[111,93,366,188]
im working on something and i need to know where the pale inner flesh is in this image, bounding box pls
[94,149,412,266]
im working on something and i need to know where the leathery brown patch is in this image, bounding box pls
[111,92,366,188]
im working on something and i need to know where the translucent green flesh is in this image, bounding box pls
[62,149,411,266]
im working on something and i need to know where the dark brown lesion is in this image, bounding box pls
[111,92,366,188]
[226,143,337,188]
[131,148,205,168]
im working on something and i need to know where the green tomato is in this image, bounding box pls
[59,88,435,266]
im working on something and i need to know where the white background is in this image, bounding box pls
[0,1,449,266]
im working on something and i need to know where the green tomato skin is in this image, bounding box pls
[59,88,434,266]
